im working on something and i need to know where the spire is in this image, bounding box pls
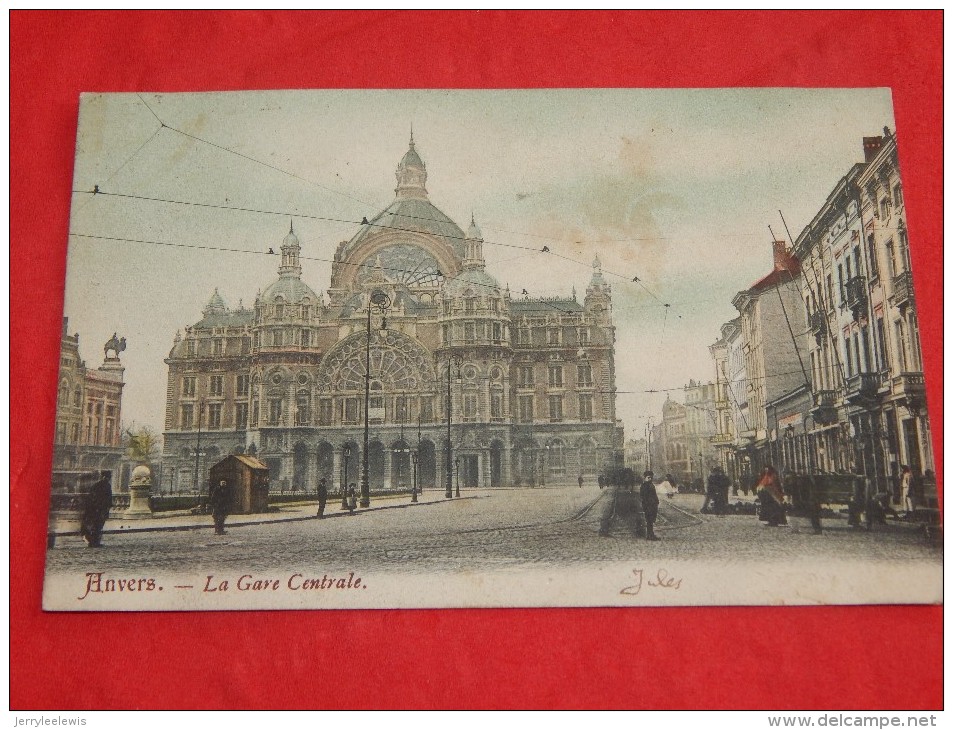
[463,213,485,271]
[586,252,611,305]
[203,287,228,316]
[395,133,428,200]
[279,224,302,279]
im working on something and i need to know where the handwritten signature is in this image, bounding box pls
[620,568,682,596]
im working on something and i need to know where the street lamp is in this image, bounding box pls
[455,457,460,497]
[341,445,352,510]
[411,451,419,503]
[361,289,392,508]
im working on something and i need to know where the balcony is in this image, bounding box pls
[844,275,868,323]
[810,390,838,425]
[891,271,915,311]
[809,310,828,345]
[845,372,881,406]
[892,371,926,413]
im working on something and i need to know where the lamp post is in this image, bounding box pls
[361,289,392,508]
[341,445,351,510]
[411,451,419,502]
[455,457,461,497]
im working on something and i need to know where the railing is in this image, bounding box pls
[845,372,881,404]
[845,276,868,321]
[809,310,828,341]
[893,371,925,393]
[891,271,914,307]
[811,390,838,425]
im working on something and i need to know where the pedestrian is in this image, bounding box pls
[347,483,357,514]
[317,478,328,517]
[80,471,112,547]
[707,466,730,516]
[578,474,583,489]
[640,470,660,541]
[210,478,231,535]
[755,465,786,527]
[598,475,606,490]
[787,473,822,534]
[899,465,914,516]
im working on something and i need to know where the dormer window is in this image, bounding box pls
[275,304,284,320]
[465,298,476,314]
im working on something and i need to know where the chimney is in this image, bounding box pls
[863,136,884,163]
[772,240,789,270]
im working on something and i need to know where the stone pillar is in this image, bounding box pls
[383,446,393,490]
[435,447,446,492]
[332,448,342,493]
[502,444,512,486]
[124,464,153,518]
[306,450,318,493]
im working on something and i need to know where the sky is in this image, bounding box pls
[62,88,895,441]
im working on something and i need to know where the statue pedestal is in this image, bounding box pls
[124,464,154,519]
[124,486,153,518]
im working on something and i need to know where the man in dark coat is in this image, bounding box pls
[708,466,731,516]
[640,470,660,541]
[210,479,231,535]
[317,478,328,517]
[80,471,112,547]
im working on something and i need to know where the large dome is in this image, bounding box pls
[260,276,319,304]
[341,197,467,261]
[443,267,501,297]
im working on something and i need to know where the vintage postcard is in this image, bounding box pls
[44,89,941,611]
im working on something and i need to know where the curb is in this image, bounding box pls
[51,494,482,539]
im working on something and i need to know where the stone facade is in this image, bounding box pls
[52,317,125,480]
[162,138,620,493]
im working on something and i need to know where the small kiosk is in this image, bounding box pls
[208,455,270,514]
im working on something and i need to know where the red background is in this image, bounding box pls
[10,11,943,710]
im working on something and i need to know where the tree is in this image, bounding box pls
[123,424,162,465]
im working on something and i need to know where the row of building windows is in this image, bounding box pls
[54,417,116,445]
[512,327,591,346]
[178,391,598,430]
[259,303,316,322]
[516,364,595,388]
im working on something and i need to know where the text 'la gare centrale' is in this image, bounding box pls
[78,571,367,599]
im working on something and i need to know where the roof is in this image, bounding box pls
[510,297,584,314]
[340,197,466,260]
[260,276,320,304]
[193,309,255,329]
[444,267,501,296]
[750,259,802,292]
[212,454,269,471]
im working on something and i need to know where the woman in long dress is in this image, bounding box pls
[756,465,786,526]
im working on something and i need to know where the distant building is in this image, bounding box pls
[709,317,751,485]
[648,380,718,487]
[624,437,648,474]
[731,240,810,473]
[162,136,621,493]
[52,317,125,479]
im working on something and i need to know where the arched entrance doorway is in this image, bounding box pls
[490,440,504,487]
[391,438,411,489]
[368,440,385,491]
[419,439,436,489]
[317,442,334,487]
[341,441,360,491]
[293,442,308,491]
[513,438,538,487]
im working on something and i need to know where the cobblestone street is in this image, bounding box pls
[46,485,941,577]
